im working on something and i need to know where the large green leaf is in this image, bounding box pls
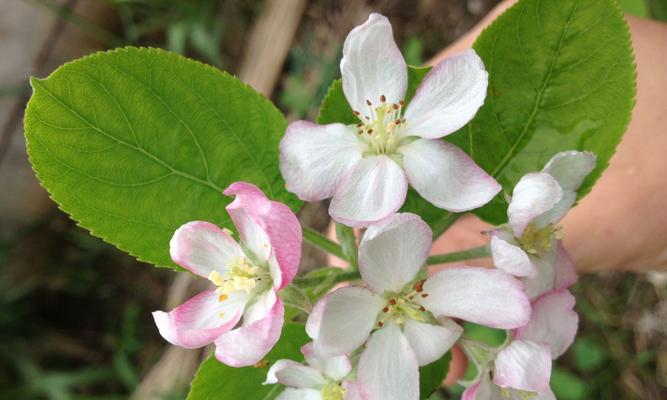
[419,351,452,400]
[24,47,300,269]
[187,323,309,400]
[317,0,635,229]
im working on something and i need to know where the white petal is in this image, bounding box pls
[277,388,323,400]
[357,323,419,400]
[493,340,552,395]
[403,49,488,139]
[358,213,432,293]
[316,287,385,357]
[170,221,245,278]
[402,318,462,366]
[513,290,578,359]
[302,342,352,382]
[399,139,500,212]
[542,151,597,192]
[420,267,530,329]
[341,13,407,121]
[244,289,278,324]
[462,370,503,400]
[329,155,408,227]
[306,296,326,340]
[273,362,327,389]
[508,173,562,236]
[554,242,578,291]
[490,230,536,278]
[523,249,558,300]
[280,122,366,201]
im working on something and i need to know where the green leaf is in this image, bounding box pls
[335,222,358,268]
[317,0,635,230]
[419,351,452,400]
[24,47,300,269]
[449,0,636,224]
[551,367,587,400]
[188,323,309,400]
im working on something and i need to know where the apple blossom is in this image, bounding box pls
[152,182,301,367]
[264,342,365,400]
[307,213,530,400]
[279,13,500,227]
[490,151,596,298]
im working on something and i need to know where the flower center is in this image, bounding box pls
[322,382,345,400]
[517,223,560,255]
[376,280,435,327]
[208,256,271,297]
[353,95,406,156]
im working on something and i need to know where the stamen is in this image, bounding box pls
[218,294,228,302]
[392,103,399,110]
[380,94,386,103]
[378,321,384,327]
[383,307,389,313]
[421,293,429,298]
[353,110,360,116]
[366,99,372,106]
[389,299,397,305]
[218,311,226,318]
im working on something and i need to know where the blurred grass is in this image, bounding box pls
[1,0,665,398]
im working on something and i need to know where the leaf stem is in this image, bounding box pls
[426,245,490,266]
[431,212,462,239]
[302,226,347,261]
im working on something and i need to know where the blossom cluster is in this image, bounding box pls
[152,13,596,400]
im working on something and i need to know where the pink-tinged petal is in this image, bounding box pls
[357,323,419,400]
[554,242,578,290]
[514,290,578,359]
[152,289,246,349]
[266,361,326,388]
[316,286,385,357]
[170,221,245,278]
[244,289,278,323]
[306,295,326,340]
[341,13,407,121]
[523,249,558,300]
[493,340,552,394]
[280,122,366,201]
[224,182,302,289]
[343,380,368,400]
[402,318,462,366]
[490,230,536,278]
[359,213,432,293]
[214,296,285,367]
[329,155,408,228]
[462,371,502,400]
[403,49,488,139]
[302,342,352,382]
[420,267,530,329]
[542,151,597,192]
[277,388,323,400]
[508,173,562,236]
[399,139,500,212]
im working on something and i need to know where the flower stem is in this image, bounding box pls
[431,212,462,238]
[426,245,490,265]
[302,226,347,261]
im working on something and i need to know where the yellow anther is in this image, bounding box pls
[218,311,226,319]
[209,270,226,286]
[218,294,228,302]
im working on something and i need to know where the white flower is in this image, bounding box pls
[307,213,530,400]
[280,13,500,227]
[490,151,596,298]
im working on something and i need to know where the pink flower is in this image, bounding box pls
[152,182,302,367]
[264,342,365,400]
[490,151,596,298]
[307,213,530,400]
[279,13,500,227]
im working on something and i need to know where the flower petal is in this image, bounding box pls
[513,290,578,359]
[306,295,326,340]
[214,295,285,367]
[266,360,326,388]
[420,267,530,329]
[277,388,323,400]
[402,318,462,366]
[554,242,578,291]
[462,371,502,400]
[357,323,419,400]
[329,155,408,228]
[493,340,552,394]
[358,213,432,293]
[403,49,488,139]
[490,230,536,278]
[342,380,368,400]
[507,173,562,236]
[152,289,246,349]
[315,286,385,357]
[302,342,352,382]
[399,139,500,212]
[542,151,596,192]
[523,249,558,300]
[170,221,245,278]
[224,182,302,289]
[341,13,407,121]
[280,122,366,201]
